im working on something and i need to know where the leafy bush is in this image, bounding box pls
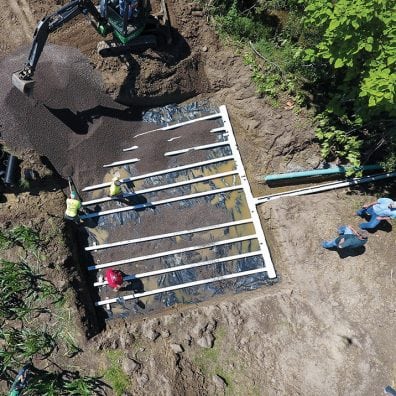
[301,0,396,169]
[0,260,39,321]
[215,2,270,41]
[210,0,395,170]
[315,115,363,173]
[0,225,103,395]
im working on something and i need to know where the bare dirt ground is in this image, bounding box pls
[0,0,395,395]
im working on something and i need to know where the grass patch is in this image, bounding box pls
[0,223,104,394]
[0,225,43,259]
[0,230,11,250]
[193,326,235,394]
[51,293,82,358]
[9,225,40,252]
[103,350,130,396]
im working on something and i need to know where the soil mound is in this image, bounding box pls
[0,44,154,187]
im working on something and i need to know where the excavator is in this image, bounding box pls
[12,0,171,93]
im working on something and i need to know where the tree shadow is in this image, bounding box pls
[348,182,396,198]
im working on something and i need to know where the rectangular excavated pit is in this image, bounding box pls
[80,105,276,319]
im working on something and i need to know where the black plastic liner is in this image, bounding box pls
[81,101,277,320]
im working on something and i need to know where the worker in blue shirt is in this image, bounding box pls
[322,225,368,250]
[119,0,138,19]
[356,197,396,229]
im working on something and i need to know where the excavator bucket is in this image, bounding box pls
[12,72,34,94]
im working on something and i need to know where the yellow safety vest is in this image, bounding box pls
[65,198,81,218]
[109,181,122,197]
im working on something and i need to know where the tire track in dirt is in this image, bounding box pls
[18,0,37,29]
[0,5,17,54]
[7,0,36,40]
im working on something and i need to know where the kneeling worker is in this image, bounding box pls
[322,224,368,251]
[64,192,81,221]
[105,268,124,291]
[109,176,123,197]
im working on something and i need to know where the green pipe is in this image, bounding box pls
[265,164,383,182]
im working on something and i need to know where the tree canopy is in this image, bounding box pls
[212,0,395,170]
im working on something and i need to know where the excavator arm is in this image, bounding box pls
[12,0,105,93]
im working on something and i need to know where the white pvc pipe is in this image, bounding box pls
[94,251,262,286]
[82,156,234,192]
[164,142,229,157]
[80,185,242,220]
[85,218,253,251]
[82,170,239,206]
[220,105,277,279]
[123,146,138,152]
[255,171,396,204]
[103,158,139,168]
[88,234,258,271]
[96,267,268,306]
[210,127,226,133]
[255,179,350,202]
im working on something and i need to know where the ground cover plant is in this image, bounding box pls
[0,225,105,395]
[208,0,395,173]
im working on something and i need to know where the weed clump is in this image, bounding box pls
[0,224,104,394]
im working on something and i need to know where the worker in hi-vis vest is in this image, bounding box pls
[64,192,81,221]
[109,176,122,197]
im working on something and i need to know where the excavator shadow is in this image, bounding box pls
[44,104,143,134]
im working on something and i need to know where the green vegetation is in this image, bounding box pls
[208,0,395,173]
[103,350,130,396]
[0,259,61,322]
[0,328,56,374]
[24,371,103,396]
[193,327,235,394]
[0,225,41,257]
[0,224,104,395]
[51,291,83,358]
[9,225,40,251]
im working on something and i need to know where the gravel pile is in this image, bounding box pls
[0,44,154,187]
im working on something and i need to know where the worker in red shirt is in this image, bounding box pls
[105,268,124,291]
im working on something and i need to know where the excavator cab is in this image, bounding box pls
[97,0,170,57]
[95,0,160,56]
[11,0,171,94]
[105,0,150,43]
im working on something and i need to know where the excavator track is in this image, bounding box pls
[97,34,157,57]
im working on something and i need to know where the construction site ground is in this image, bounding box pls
[0,0,395,394]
